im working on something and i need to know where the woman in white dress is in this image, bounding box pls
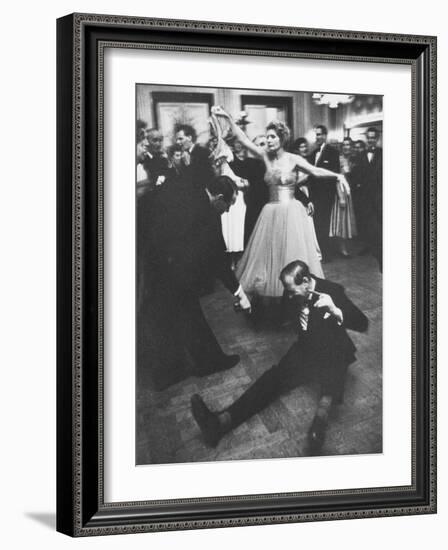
[220,141,247,258]
[214,107,350,298]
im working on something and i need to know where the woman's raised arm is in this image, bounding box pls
[212,106,265,159]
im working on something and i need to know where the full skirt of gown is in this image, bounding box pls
[235,199,324,297]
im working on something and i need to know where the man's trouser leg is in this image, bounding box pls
[226,343,308,428]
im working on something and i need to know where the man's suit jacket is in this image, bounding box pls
[302,277,367,362]
[142,153,170,189]
[308,143,341,173]
[351,148,383,216]
[146,183,239,296]
[365,147,383,213]
[305,144,340,255]
[284,277,368,372]
[182,144,215,191]
[308,143,340,204]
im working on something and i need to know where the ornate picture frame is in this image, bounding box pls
[56,13,436,536]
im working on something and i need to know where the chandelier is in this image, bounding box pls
[312,93,355,109]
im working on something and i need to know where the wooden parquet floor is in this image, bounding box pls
[136,254,382,465]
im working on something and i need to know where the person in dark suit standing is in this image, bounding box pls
[142,128,170,190]
[351,140,368,248]
[136,124,151,312]
[351,128,383,270]
[140,175,252,390]
[137,127,171,316]
[175,123,215,192]
[308,125,341,261]
[364,127,383,270]
[191,259,368,454]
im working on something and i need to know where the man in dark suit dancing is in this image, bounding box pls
[140,175,251,390]
[191,260,368,454]
[308,125,340,261]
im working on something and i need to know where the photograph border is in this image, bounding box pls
[56,12,436,536]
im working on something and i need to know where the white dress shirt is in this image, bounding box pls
[314,143,325,166]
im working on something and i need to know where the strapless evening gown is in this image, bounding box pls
[236,174,324,297]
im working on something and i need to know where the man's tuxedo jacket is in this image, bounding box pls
[308,143,340,173]
[307,143,340,202]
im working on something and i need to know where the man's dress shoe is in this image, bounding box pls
[191,394,222,447]
[307,414,328,456]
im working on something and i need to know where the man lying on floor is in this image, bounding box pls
[191,259,368,455]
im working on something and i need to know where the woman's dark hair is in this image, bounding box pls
[169,144,183,155]
[266,120,291,147]
[292,137,308,151]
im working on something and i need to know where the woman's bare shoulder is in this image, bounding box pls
[284,151,302,166]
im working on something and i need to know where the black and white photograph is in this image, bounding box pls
[135,84,383,465]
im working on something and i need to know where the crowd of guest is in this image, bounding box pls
[137,117,382,274]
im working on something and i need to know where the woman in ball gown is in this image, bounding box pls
[214,107,350,298]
